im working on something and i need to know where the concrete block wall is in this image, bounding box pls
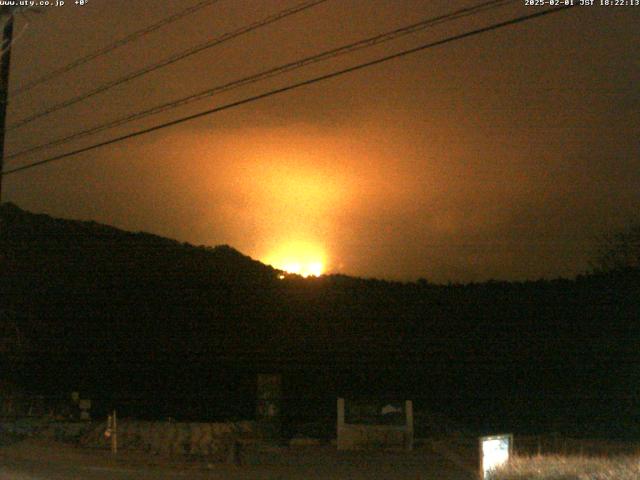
[337,424,408,449]
[337,398,414,450]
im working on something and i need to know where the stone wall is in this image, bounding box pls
[80,420,256,461]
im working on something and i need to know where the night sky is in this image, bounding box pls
[3,0,638,282]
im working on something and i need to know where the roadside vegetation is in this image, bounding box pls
[492,454,640,480]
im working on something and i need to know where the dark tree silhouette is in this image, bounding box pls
[2,203,640,437]
[592,222,640,273]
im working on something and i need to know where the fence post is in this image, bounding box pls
[337,398,345,450]
[405,400,414,451]
[111,410,117,454]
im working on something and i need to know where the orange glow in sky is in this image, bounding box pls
[251,159,340,277]
[200,130,352,279]
[264,240,326,277]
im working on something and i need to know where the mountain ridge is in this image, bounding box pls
[0,201,273,276]
[1,202,639,437]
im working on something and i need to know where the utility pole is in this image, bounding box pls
[0,7,14,204]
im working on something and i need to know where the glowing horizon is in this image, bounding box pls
[264,240,327,277]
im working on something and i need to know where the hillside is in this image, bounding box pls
[1,203,639,437]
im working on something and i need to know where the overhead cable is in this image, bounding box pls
[10,0,223,97]
[7,0,328,130]
[1,5,575,177]
[6,0,514,160]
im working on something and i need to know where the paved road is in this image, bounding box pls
[0,438,476,479]
[1,456,477,480]
[0,459,201,480]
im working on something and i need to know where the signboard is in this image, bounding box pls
[479,434,512,479]
[345,399,405,426]
[337,398,414,451]
[256,374,282,440]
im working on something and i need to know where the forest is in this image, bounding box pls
[1,202,638,439]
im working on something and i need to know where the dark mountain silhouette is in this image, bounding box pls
[1,203,639,438]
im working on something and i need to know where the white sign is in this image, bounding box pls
[480,434,512,479]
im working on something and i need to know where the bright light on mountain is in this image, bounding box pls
[265,241,326,277]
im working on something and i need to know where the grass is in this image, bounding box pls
[491,454,640,480]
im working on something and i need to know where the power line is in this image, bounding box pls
[9,0,222,99]
[8,0,328,131]
[6,0,515,161]
[0,14,29,58]
[0,7,15,204]
[1,5,575,178]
